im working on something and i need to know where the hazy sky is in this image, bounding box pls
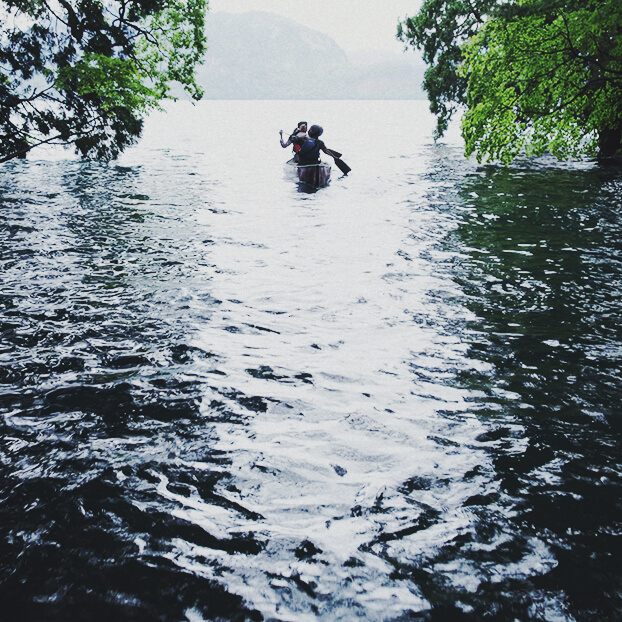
[208,0,423,52]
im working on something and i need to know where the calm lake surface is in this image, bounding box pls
[0,101,620,621]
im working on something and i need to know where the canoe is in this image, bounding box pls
[285,159,331,188]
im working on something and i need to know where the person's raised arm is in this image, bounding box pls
[279,130,291,148]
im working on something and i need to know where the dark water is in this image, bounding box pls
[0,102,620,621]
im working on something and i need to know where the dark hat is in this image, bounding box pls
[308,124,323,138]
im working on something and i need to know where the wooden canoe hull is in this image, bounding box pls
[286,160,331,188]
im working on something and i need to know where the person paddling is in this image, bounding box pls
[280,121,307,162]
[290,124,351,175]
[291,125,329,166]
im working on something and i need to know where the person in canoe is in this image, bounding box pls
[280,121,307,162]
[290,125,329,166]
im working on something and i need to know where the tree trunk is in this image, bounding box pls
[598,123,622,159]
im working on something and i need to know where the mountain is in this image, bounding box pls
[193,11,426,100]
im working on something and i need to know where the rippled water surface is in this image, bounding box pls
[1,101,621,621]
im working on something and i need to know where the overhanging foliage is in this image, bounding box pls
[399,0,622,162]
[0,0,207,162]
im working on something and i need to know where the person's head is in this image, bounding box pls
[308,124,323,138]
[297,121,308,133]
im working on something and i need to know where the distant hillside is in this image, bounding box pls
[193,11,426,100]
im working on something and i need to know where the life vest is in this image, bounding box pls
[298,137,323,164]
[291,130,305,152]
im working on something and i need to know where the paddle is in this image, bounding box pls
[325,148,351,175]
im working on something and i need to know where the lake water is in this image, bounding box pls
[0,101,620,621]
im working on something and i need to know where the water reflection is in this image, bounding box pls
[0,160,262,620]
[449,161,622,620]
[454,162,622,423]
[1,101,621,621]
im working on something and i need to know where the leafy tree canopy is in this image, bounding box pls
[0,0,207,162]
[399,0,622,163]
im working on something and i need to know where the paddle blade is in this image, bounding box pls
[333,157,351,175]
[325,147,350,175]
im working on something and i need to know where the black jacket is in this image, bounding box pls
[291,136,327,165]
